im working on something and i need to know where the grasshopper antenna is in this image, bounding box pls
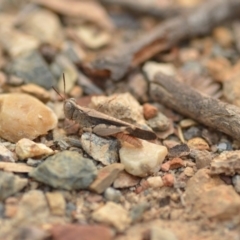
[52,73,66,100]
[63,73,66,96]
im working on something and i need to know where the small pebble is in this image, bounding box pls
[15,138,54,160]
[0,93,57,143]
[217,142,232,153]
[143,103,158,120]
[81,132,119,165]
[162,174,175,187]
[51,224,113,240]
[20,83,51,103]
[113,171,140,188]
[89,163,124,194]
[187,137,210,150]
[120,140,168,177]
[7,50,56,89]
[143,61,176,81]
[29,151,97,190]
[45,191,66,216]
[4,197,18,218]
[232,175,240,193]
[184,167,195,177]
[147,112,170,131]
[150,227,178,240]
[130,202,150,222]
[92,201,131,232]
[104,187,122,202]
[147,176,164,188]
[161,161,170,172]
[169,157,185,170]
[0,144,16,162]
[0,171,28,201]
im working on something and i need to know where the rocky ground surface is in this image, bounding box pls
[1,0,240,239]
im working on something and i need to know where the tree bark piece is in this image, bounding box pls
[150,72,240,141]
[83,0,240,81]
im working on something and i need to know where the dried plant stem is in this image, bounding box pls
[150,73,240,141]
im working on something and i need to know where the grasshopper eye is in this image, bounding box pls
[64,100,74,119]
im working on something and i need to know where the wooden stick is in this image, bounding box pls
[150,73,240,141]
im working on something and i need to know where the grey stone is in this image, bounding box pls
[29,151,97,190]
[104,187,122,202]
[7,50,56,89]
[0,171,28,201]
[130,202,150,222]
[81,132,119,165]
[147,112,170,131]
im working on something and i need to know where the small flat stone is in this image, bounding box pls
[4,197,18,218]
[168,144,190,158]
[187,137,209,150]
[75,26,111,49]
[20,83,51,103]
[0,144,16,162]
[185,169,224,205]
[29,151,97,190]
[0,162,33,173]
[0,171,28,201]
[51,224,113,240]
[0,27,39,58]
[143,61,176,81]
[46,191,66,216]
[81,132,119,165]
[7,50,56,89]
[15,190,50,224]
[92,201,131,232]
[143,103,158,120]
[161,161,170,172]
[232,175,240,193]
[179,119,197,128]
[147,176,164,188]
[104,187,122,202]
[147,112,170,131]
[169,157,185,170]
[184,167,195,177]
[16,138,54,160]
[162,174,175,187]
[190,149,212,169]
[211,150,240,175]
[113,171,140,188]
[130,202,150,223]
[150,227,178,240]
[89,163,124,194]
[0,93,57,143]
[18,8,64,46]
[193,185,240,220]
[120,140,168,177]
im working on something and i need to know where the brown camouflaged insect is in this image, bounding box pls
[53,74,157,147]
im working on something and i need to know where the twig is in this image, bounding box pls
[150,72,240,141]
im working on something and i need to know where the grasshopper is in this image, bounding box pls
[53,74,157,147]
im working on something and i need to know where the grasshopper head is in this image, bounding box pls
[64,98,76,120]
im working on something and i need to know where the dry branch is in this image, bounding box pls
[150,72,240,141]
[83,0,240,81]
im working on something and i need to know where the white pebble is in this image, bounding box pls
[119,140,168,177]
[147,176,164,188]
[16,138,53,160]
